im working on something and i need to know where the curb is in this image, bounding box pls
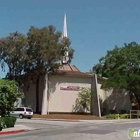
[33,118,80,122]
[53,119,80,122]
[0,129,26,135]
[32,118,108,122]
[32,118,139,122]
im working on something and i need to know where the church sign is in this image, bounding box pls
[60,86,80,91]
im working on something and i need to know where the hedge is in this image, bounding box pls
[106,114,118,119]
[0,116,17,128]
[106,114,129,119]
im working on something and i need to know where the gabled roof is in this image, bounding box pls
[54,64,93,77]
[58,64,80,72]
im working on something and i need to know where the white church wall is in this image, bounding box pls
[97,78,131,113]
[48,75,92,113]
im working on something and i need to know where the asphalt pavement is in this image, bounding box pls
[0,119,140,140]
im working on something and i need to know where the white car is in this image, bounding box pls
[10,107,33,119]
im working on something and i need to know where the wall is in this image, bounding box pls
[23,74,131,114]
[23,75,45,112]
[24,81,36,112]
[48,75,92,113]
[23,74,92,113]
[97,78,131,113]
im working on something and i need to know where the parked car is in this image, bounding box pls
[10,107,33,119]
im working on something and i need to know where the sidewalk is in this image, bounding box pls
[0,124,33,135]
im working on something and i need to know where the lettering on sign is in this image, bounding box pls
[60,86,80,91]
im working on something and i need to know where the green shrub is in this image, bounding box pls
[120,114,130,119]
[0,116,17,128]
[106,114,118,119]
[74,87,91,112]
[0,79,23,117]
[106,113,130,119]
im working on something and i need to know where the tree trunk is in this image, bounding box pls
[36,76,40,113]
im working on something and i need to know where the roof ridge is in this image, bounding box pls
[72,65,80,72]
[69,64,74,71]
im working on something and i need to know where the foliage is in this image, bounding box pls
[106,114,118,119]
[119,114,130,119]
[92,42,140,108]
[24,26,74,112]
[0,26,74,79]
[0,79,23,117]
[25,25,74,74]
[106,114,129,119]
[0,32,28,80]
[0,116,17,128]
[77,87,91,112]
[0,25,74,112]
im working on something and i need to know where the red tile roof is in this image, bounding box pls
[56,64,93,77]
[58,64,80,72]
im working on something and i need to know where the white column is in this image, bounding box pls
[91,74,101,117]
[41,74,48,115]
[95,74,101,117]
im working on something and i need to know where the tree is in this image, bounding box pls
[0,32,28,110]
[0,25,74,113]
[0,79,23,117]
[77,87,91,112]
[92,42,140,108]
[24,25,74,112]
[0,32,28,81]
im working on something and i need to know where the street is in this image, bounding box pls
[0,119,140,140]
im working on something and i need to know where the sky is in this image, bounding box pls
[0,0,140,77]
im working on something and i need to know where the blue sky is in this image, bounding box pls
[0,0,140,77]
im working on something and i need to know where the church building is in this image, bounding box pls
[23,14,131,116]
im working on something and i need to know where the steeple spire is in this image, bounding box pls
[62,13,69,64]
[62,13,67,38]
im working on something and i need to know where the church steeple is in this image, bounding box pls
[62,13,69,64]
[62,13,67,38]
